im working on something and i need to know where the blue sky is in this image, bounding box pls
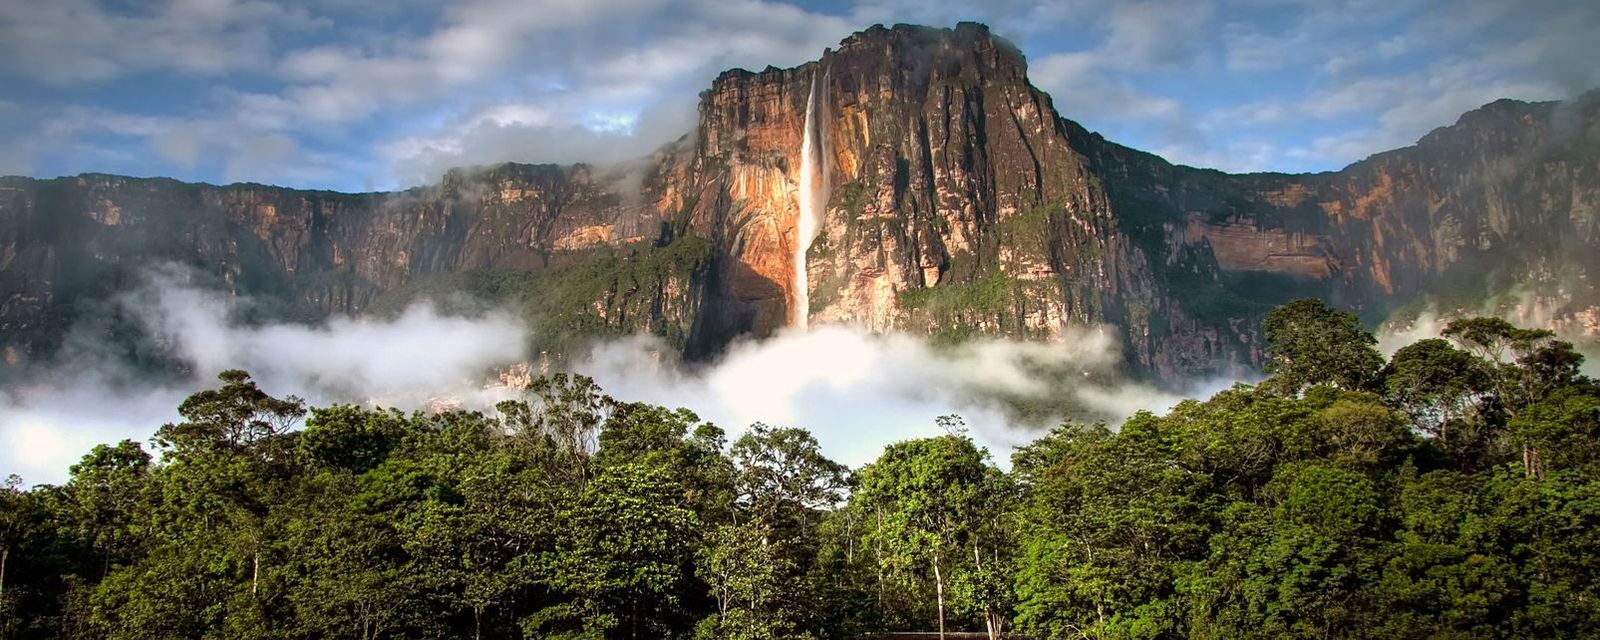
[0,0,1595,192]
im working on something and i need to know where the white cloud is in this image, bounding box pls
[1285,57,1564,167]
[580,324,1202,469]
[3,0,1596,186]
[1155,138,1284,173]
[1,264,1209,484]
[0,0,324,83]
[1101,1,1216,70]
[1031,52,1186,122]
[380,97,697,184]
[0,267,531,485]
[20,106,361,185]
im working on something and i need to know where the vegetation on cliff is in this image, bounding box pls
[2,299,1599,639]
[364,235,711,356]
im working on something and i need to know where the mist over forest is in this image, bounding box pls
[4,298,1600,639]
[2,263,1224,486]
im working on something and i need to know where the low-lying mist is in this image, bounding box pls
[0,266,1213,485]
[1376,290,1600,376]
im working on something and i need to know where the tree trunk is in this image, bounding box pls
[933,551,946,640]
[974,546,999,640]
[252,548,260,596]
[1,545,8,596]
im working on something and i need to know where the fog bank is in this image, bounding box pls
[2,268,1213,484]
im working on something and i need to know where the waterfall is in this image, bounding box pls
[793,67,829,329]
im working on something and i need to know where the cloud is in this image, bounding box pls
[257,0,845,126]
[0,0,857,188]
[1527,1,1600,95]
[0,266,530,485]
[266,0,852,184]
[1376,294,1600,377]
[0,264,1209,485]
[1031,53,1187,122]
[380,92,699,185]
[1101,1,1216,70]
[4,0,1596,187]
[0,0,324,83]
[578,325,1211,469]
[1020,0,1219,166]
[124,268,529,404]
[1284,59,1564,167]
[1,381,192,487]
[16,106,364,185]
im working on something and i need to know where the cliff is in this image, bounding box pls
[3,23,1597,381]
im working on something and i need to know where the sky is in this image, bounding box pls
[0,0,1595,192]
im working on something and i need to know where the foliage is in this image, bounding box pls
[1262,298,1385,394]
[5,305,1600,639]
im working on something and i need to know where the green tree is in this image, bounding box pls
[729,423,848,530]
[1384,338,1491,447]
[157,369,305,459]
[1187,463,1387,639]
[1509,386,1600,476]
[532,463,699,639]
[596,401,736,521]
[695,521,814,640]
[1443,317,1592,477]
[297,404,409,473]
[497,373,613,486]
[62,440,152,579]
[854,430,1006,640]
[1011,417,1206,640]
[1262,298,1384,394]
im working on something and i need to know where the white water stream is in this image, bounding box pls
[793,68,830,329]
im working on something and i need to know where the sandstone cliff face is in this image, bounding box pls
[665,24,1226,375]
[2,23,1596,381]
[1079,93,1600,339]
[0,164,691,365]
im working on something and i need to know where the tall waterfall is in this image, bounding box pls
[793,68,829,329]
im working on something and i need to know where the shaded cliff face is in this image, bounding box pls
[0,164,700,368]
[1079,93,1600,337]
[2,22,1597,382]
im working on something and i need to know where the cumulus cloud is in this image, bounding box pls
[123,269,528,405]
[362,0,855,185]
[1044,0,1596,173]
[12,103,377,186]
[1283,65,1564,167]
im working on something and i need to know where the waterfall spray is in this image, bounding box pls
[793,67,830,329]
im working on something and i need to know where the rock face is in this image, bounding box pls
[2,23,1598,381]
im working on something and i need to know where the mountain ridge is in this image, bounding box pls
[2,22,1596,381]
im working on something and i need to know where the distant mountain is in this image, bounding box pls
[3,23,1597,381]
